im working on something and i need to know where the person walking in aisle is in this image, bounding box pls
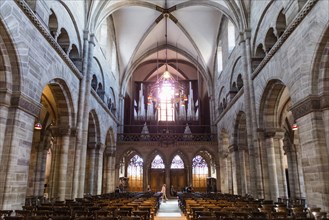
[161,184,168,202]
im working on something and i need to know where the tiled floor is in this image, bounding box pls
[154,199,187,220]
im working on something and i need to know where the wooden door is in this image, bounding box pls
[170,169,187,193]
[149,169,165,192]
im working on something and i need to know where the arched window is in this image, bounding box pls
[48,10,58,39]
[192,155,208,191]
[237,74,243,90]
[57,28,70,54]
[170,155,184,169]
[151,155,165,169]
[228,20,236,52]
[91,75,97,90]
[127,155,143,192]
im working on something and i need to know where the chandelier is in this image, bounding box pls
[147,11,187,108]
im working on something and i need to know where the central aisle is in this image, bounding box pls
[155,199,187,220]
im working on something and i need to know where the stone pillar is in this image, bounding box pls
[238,145,248,196]
[284,141,300,200]
[241,31,263,198]
[95,143,103,195]
[86,143,96,195]
[0,97,10,174]
[229,145,238,194]
[52,126,71,201]
[265,130,287,201]
[72,30,89,199]
[258,130,270,199]
[78,34,96,197]
[219,151,229,193]
[165,164,170,193]
[294,110,329,211]
[143,163,149,191]
[0,96,40,210]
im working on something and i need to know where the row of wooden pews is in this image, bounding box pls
[0,192,160,220]
[177,192,327,220]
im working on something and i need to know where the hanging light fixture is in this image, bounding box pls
[147,6,186,108]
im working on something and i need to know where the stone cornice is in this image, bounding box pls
[291,95,321,119]
[14,0,83,80]
[91,89,120,124]
[10,92,41,117]
[252,0,318,79]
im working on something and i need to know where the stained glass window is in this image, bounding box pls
[192,155,208,190]
[127,155,143,191]
[170,155,184,169]
[151,155,165,169]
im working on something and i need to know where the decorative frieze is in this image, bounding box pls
[291,95,321,119]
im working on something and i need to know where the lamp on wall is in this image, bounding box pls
[34,121,42,130]
[292,123,298,131]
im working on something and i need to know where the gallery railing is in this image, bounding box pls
[117,133,217,143]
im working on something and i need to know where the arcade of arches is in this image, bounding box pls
[0,0,329,213]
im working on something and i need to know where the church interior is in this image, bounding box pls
[0,0,329,219]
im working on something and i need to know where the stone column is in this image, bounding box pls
[238,145,248,196]
[165,164,170,193]
[294,110,329,211]
[0,97,40,210]
[219,151,229,193]
[258,129,270,199]
[86,143,96,195]
[265,130,286,201]
[0,95,10,177]
[143,163,149,191]
[78,34,96,197]
[52,126,71,201]
[241,31,263,198]
[72,30,89,199]
[229,145,238,194]
[95,143,103,195]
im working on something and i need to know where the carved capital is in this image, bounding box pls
[291,95,321,119]
[11,92,41,117]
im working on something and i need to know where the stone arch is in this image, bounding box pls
[259,79,286,128]
[229,57,242,98]
[27,79,75,198]
[276,9,286,38]
[91,74,98,91]
[264,28,277,52]
[311,24,329,96]
[0,19,21,101]
[87,109,101,146]
[145,150,167,169]
[69,44,80,60]
[105,127,116,149]
[237,74,243,90]
[84,110,102,195]
[233,111,250,195]
[253,43,266,70]
[48,78,75,128]
[48,9,58,39]
[57,28,70,54]
[219,129,231,193]
[193,149,217,169]
[169,150,189,169]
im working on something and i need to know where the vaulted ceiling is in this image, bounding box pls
[86,0,249,94]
